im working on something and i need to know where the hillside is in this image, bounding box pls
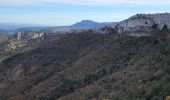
[0,33,8,43]
[0,27,169,100]
[0,13,170,100]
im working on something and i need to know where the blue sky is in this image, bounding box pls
[0,0,170,26]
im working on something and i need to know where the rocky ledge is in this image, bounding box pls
[16,31,44,41]
[115,13,170,36]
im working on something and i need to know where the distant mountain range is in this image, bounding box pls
[0,29,6,33]
[0,23,45,34]
[0,23,41,30]
[0,20,117,34]
[41,20,117,33]
[69,20,116,29]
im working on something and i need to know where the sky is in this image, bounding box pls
[0,0,170,26]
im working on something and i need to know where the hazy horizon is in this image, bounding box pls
[0,0,170,26]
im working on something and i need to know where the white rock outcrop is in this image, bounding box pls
[16,31,44,40]
[116,13,170,35]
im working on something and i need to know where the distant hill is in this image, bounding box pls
[16,26,48,32]
[70,20,117,29]
[70,20,107,29]
[16,20,117,33]
[0,23,42,30]
[0,29,6,33]
[0,23,47,35]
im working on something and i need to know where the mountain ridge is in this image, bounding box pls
[0,13,170,100]
[115,13,170,35]
[0,20,117,34]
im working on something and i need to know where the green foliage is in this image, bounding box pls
[84,68,107,84]
[21,84,33,94]
[165,65,170,75]
[127,91,137,100]
[145,82,170,100]
[156,42,167,54]
[145,82,162,100]
[32,73,51,85]
[150,83,162,95]
[46,79,77,100]
[109,64,121,73]
[151,96,160,100]
[162,83,170,93]
[84,86,102,99]
[3,53,22,64]
[2,30,170,100]
[31,66,59,85]
[39,93,48,100]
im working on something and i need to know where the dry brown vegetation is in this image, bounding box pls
[0,29,170,100]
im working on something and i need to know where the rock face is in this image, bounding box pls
[116,13,170,35]
[16,31,44,40]
[0,31,44,51]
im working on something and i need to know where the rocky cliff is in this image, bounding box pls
[116,13,170,36]
[16,31,44,40]
[0,30,170,100]
[0,31,44,62]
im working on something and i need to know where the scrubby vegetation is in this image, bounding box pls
[0,29,170,100]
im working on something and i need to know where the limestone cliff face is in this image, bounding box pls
[2,32,44,52]
[16,31,44,40]
[116,13,170,35]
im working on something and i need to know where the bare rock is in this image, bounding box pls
[116,13,170,36]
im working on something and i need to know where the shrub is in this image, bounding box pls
[31,66,60,85]
[156,42,167,54]
[84,68,107,84]
[21,84,33,94]
[145,83,162,100]
[109,64,121,73]
[84,86,102,99]
[150,83,162,95]
[151,96,160,100]
[39,93,47,100]
[3,53,22,64]
[162,83,170,93]
[46,79,77,100]
[165,66,170,75]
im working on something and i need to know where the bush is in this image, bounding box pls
[165,66,170,75]
[84,86,102,99]
[31,65,60,85]
[3,53,22,64]
[145,83,162,100]
[21,84,33,94]
[109,64,121,73]
[46,79,77,100]
[39,93,47,100]
[156,42,167,54]
[151,83,162,95]
[162,83,170,93]
[151,96,160,100]
[84,68,107,84]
